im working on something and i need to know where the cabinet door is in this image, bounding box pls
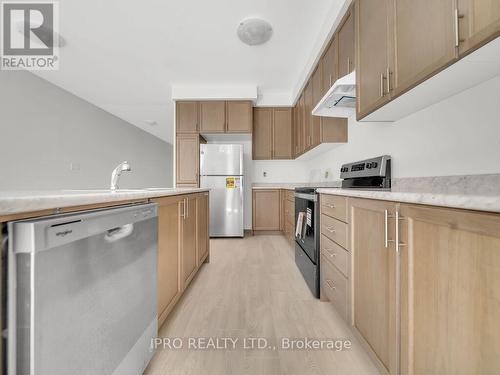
[196,193,209,264]
[199,101,226,133]
[252,108,273,160]
[458,0,500,56]
[155,196,183,325]
[293,103,300,157]
[350,198,398,375]
[252,190,281,230]
[176,101,199,133]
[295,94,306,156]
[394,0,457,96]
[226,101,253,133]
[272,108,293,159]
[304,82,313,150]
[399,204,500,375]
[182,195,198,286]
[321,37,338,96]
[338,7,355,78]
[311,66,322,147]
[176,134,199,187]
[320,117,348,143]
[356,0,394,119]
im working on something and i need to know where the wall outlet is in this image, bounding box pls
[263,171,267,178]
[324,169,330,179]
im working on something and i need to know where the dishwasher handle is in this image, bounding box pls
[104,224,134,243]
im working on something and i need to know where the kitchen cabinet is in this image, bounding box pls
[398,204,500,375]
[252,107,293,160]
[458,0,500,56]
[303,81,313,151]
[338,6,355,78]
[350,198,398,375]
[356,0,394,119]
[196,192,209,264]
[281,190,295,242]
[226,101,253,133]
[176,134,204,187]
[199,101,226,133]
[252,189,281,231]
[311,66,322,147]
[176,101,199,133]
[272,108,293,159]
[296,93,306,156]
[181,194,198,287]
[155,195,183,326]
[252,108,273,160]
[393,0,457,96]
[321,37,338,96]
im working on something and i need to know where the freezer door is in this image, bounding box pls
[200,144,243,176]
[201,175,244,237]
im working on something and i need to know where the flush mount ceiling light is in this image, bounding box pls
[237,18,273,46]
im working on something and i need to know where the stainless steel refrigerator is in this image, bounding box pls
[200,144,244,237]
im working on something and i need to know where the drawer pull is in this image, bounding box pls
[325,226,336,233]
[325,279,336,290]
[325,204,335,208]
[325,249,337,258]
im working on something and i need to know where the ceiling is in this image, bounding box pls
[34,0,347,143]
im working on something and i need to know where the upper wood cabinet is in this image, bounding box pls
[253,107,293,160]
[226,101,253,133]
[321,37,338,96]
[176,101,199,133]
[393,0,457,96]
[199,101,226,133]
[338,6,355,78]
[272,108,293,159]
[458,0,500,56]
[399,204,500,375]
[252,108,273,160]
[311,66,323,147]
[304,81,313,151]
[356,0,394,119]
[252,189,281,231]
[176,134,202,187]
[350,198,398,375]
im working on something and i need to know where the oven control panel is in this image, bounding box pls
[340,155,391,180]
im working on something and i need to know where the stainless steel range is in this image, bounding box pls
[294,155,392,298]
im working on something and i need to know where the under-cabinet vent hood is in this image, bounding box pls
[312,71,356,118]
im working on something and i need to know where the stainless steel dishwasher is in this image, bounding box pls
[7,203,158,375]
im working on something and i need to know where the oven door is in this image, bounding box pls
[294,192,318,264]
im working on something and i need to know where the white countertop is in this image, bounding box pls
[0,188,209,216]
[317,188,500,214]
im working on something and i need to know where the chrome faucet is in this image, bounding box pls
[110,161,131,191]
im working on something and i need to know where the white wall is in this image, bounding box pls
[0,71,173,190]
[260,74,500,183]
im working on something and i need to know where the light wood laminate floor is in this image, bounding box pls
[145,235,379,375]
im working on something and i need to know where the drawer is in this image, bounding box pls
[321,195,347,223]
[321,235,349,277]
[321,254,348,322]
[321,214,348,249]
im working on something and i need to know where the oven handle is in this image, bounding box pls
[295,193,317,201]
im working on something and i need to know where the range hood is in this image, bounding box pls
[312,71,356,118]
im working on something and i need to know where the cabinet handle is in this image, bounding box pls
[181,199,186,219]
[325,204,335,208]
[454,9,465,47]
[386,67,392,93]
[384,209,395,248]
[325,226,336,233]
[325,279,336,290]
[396,211,407,252]
[329,74,332,87]
[380,73,385,98]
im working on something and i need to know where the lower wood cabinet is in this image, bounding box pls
[154,192,210,327]
[252,189,281,231]
[349,198,398,375]
[399,204,500,375]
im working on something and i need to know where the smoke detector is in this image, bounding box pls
[237,18,273,46]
